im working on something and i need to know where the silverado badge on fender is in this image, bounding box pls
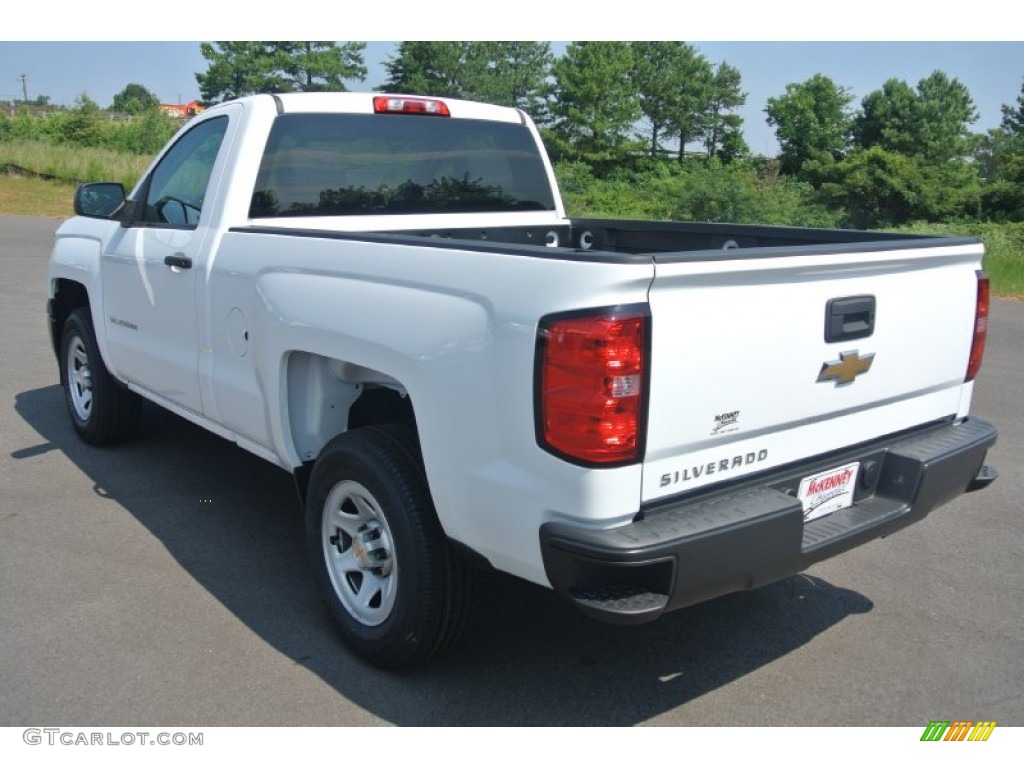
[817,350,875,386]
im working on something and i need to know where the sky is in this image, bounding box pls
[3,3,1022,156]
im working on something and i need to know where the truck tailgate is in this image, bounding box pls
[642,240,984,504]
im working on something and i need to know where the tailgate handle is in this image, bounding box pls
[825,295,875,342]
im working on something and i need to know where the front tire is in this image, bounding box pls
[305,425,474,669]
[60,307,142,445]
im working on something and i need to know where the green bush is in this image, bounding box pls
[0,105,178,156]
[555,161,666,219]
[555,159,840,227]
[50,109,104,146]
[808,148,984,228]
[103,110,179,155]
[654,161,840,227]
[980,181,1024,222]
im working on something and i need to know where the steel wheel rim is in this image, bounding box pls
[66,335,93,422]
[321,479,397,626]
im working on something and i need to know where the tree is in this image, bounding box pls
[380,42,551,113]
[470,42,553,114]
[74,93,99,112]
[915,71,978,161]
[196,41,366,103]
[197,42,283,102]
[853,78,918,155]
[975,79,1024,183]
[975,81,1024,221]
[765,74,853,176]
[111,83,160,114]
[1000,79,1024,137]
[546,42,641,174]
[712,114,749,163]
[854,71,978,162]
[628,42,712,159]
[975,129,1024,220]
[273,41,366,92]
[700,62,748,162]
[379,42,469,98]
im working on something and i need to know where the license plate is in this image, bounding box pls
[798,461,860,523]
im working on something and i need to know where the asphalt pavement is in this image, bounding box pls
[1,213,1021,726]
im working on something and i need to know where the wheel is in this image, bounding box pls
[60,307,142,445]
[305,424,474,669]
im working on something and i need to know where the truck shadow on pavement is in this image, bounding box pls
[14,384,873,726]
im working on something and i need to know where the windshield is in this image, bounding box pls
[250,113,556,218]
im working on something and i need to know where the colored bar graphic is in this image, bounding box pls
[921,721,950,741]
[968,722,997,742]
[944,721,973,741]
[920,720,996,742]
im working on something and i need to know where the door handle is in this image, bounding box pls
[164,253,193,269]
[825,295,875,342]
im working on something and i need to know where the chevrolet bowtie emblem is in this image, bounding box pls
[817,350,875,386]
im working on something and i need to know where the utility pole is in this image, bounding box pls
[19,73,28,103]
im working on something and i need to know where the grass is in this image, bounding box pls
[891,221,1024,298]
[0,174,73,217]
[0,139,149,189]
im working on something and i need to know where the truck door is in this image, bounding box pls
[100,114,231,414]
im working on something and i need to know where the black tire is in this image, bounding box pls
[305,424,474,669]
[60,307,142,445]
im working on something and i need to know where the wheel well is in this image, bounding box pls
[50,279,90,357]
[289,382,416,461]
[348,387,415,431]
[286,352,418,495]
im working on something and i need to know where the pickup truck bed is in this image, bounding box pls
[236,216,970,256]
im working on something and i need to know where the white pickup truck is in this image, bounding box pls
[47,92,998,668]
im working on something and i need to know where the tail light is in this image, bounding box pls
[372,96,450,116]
[536,306,649,466]
[965,272,989,382]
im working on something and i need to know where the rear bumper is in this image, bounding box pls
[539,417,998,625]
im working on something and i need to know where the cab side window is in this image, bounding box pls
[142,117,228,228]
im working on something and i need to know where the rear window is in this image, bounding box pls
[250,113,556,217]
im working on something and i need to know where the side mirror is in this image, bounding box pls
[74,182,126,219]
